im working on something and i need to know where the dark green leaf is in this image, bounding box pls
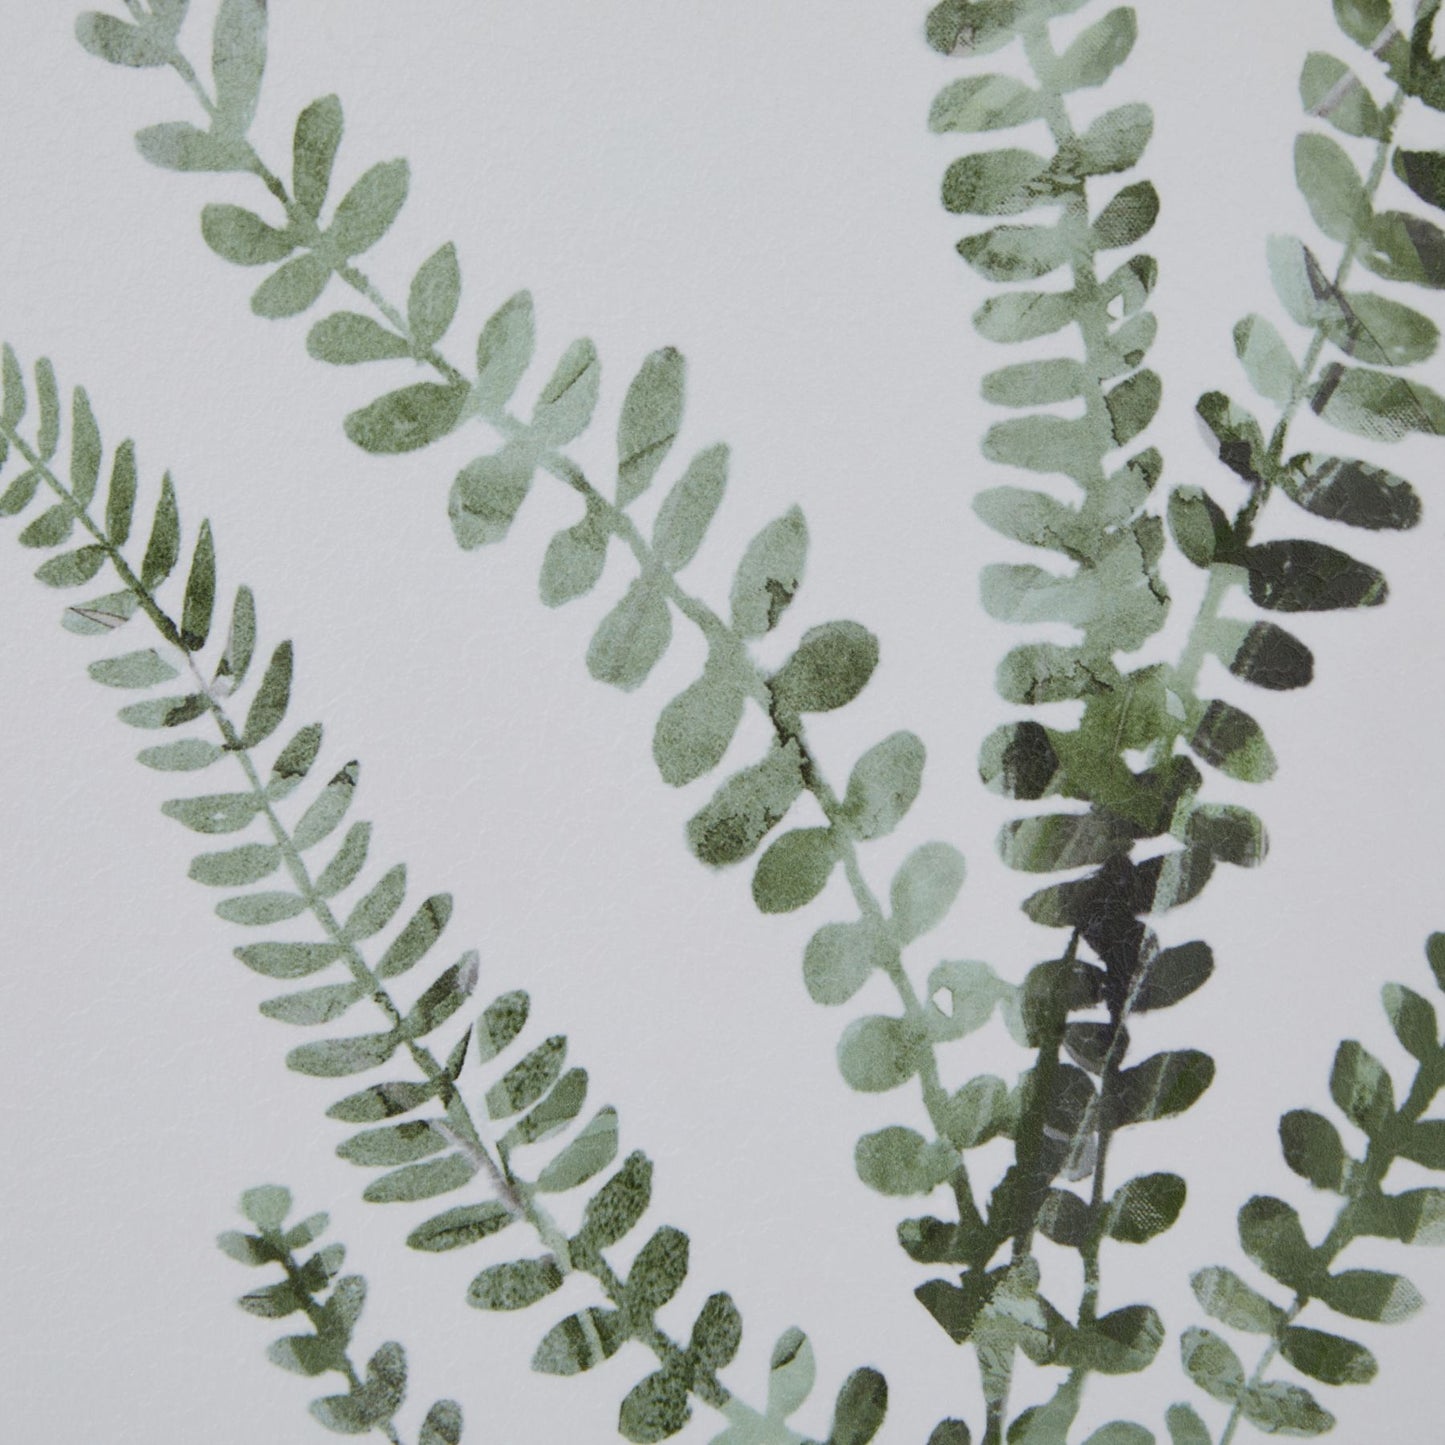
[690,1292,742,1370]
[407,1202,513,1253]
[1105,1173,1185,1244]
[1395,149,1445,212]
[531,1306,627,1373]
[1283,453,1419,529]
[1382,982,1439,1060]
[1280,1326,1375,1386]
[345,381,468,454]
[474,990,529,1064]
[1281,1109,1350,1192]
[771,621,878,714]
[1108,1050,1214,1127]
[628,1225,690,1312]
[307,312,411,365]
[1135,937,1218,1010]
[686,740,805,866]
[419,1401,463,1445]
[140,473,179,589]
[1319,1267,1424,1322]
[1092,180,1159,249]
[1244,539,1386,611]
[1239,1196,1320,1293]
[828,1367,888,1445]
[752,826,838,913]
[1330,1039,1394,1133]
[240,641,292,747]
[620,1366,691,1444]
[1189,699,1276,783]
[575,1151,652,1251]
[180,520,216,649]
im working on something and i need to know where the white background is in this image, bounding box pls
[2,2,1445,1442]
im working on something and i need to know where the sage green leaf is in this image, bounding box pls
[983,414,1098,479]
[1163,1405,1210,1445]
[346,381,468,454]
[691,1292,742,1370]
[930,74,1040,132]
[292,94,343,221]
[0,342,23,426]
[1244,539,1386,611]
[288,1029,400,1079]
[326,1079,434,1124]
[539,504,609,605]
[486,1036,566,1120]
[408,243,461,351]
[1321,291,1438,365]
[240,641,292,747]
[973,290,1076,342]
[140,473,179,589]
[753,827,839,913]
[942,148,1058,216]
[475,291,535,410]
[1092,180,1159,249]
[1108,1050,1214,1127]
[1167,486,1232,569]
[628,1226,690,1315]
[404,953,479,1039]
[771,621,878,714]
[959,222,1070,281]
[531,1307,627,1373]
[259,980,366,1026]
[1283,453,1419,529]
[407,1201,512,1253]
[1195,391,1270,483]
[1105,1173,1186,1244]
[1429,931,1445,992]
[449,444,536,549]
[535,1106,619,1193]
[618,347,684,504]
[1069,1305,1165,1375]
[890,842,966,943]
[251,253,331,319]
[420,1401,463,1445]
[75,13,169,67]
[1357,208,1445,288]
[235,941,344,980]
[687,739,804,865]
[474,990,529,1064]
[927,962,1012,1046]
[1105,370,1160,445]
[982,358,1086,408]
[1239,1381,1333,1435]
[63,587,140,637]
[1234,314,1301,405]
[1071,103,1153,176]
[1239,1196,1319,1292]
[34,358,59,458]
[1300,53,1385,139]
[767,1328,816,1421]
[1082,1428,1151,1445]
[533,338,600,445]
[89,648,179,688]
[586,579,671,691]
[1279,1326,1376,1385]
[620,1366,690,1443]
[1330,1039,1394,1133]
[35,546,107,589]
[0,467,39,517]
[342,864,406,943]
[837,1015,921,1093]
[1268,234,1336,326]
[68,387,101,507]
[1055,6,1137,90]
[1281,1109,1349,1192]
[136,121,248,172]
[828,1367,887,1445]
[329,159,409,258]
[730,506,807,636]
[376,894,452,979]
[211,0,266,134]
[1189,699,1276,783]
[653,656,745,786]
[999,812,1131,872]
[652,443,728,571]
[201,204,294,266]
[17,503,74,550]
[1180,1327,1245,1403]
[803,919,896,1006]
[337,1120,446,1168]
[576,1150,652,1253]
[1394,149,1445,212]
[315,822,372,897]
[311,1340,407,1433]
[215,583,257,690]
[1332,0,1395,49]
[1312,362,1445,440]
[293,761,360,851]
[216,890,307,926]
[1319,1267,1424,1322]
[926,1423,973,1445]
[855,1126,954,1196]
[181,520,216,649]
[189,842,280,887]
[307,312,410,365]
[842,732,925,840]
[1383,981,1439,1059]
[1296,133,1370,243]
[505,1068,589,1149]
[1191,1266,1285,1333]
[363,1152,476,1204]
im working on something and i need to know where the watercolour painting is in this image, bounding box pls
[4,3,1445,1442]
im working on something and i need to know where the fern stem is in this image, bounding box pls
[0,411,795,1441]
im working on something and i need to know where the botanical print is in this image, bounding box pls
[2,2,1445,1443]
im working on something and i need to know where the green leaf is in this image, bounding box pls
[690,1292,742,1370]
[1296,133,1370,243]
[1280,1109,1350,1192]
[118,693,208,729]
[63,587,140,637]
[539,504,609,605]
[419,1401,463,1445]
[251,253,331,318]
[408,243,461,351]
[620,1366,691,1443]
[752,827,838,913]
[235,941,344,980]
[575,1151,652,1252]
[532,338,600,445]
[200,204,294,265]
[36,546,107,589]
[475,291,535,411]
[730,506,807,637]
[1244,539,1386,612]
[189,842,280,887]
[618,347,685,505]
[362,1152,476,1204]
[999,812,1131,872]
[837,1015,920,1093]
[1311,362,1445,441]
[288,1029,400,1079]
[345,381,468,455]
[930,74,1040,132]
[1081,1428,1152,1445]
[259,980,366,1026]
[211,0,267,134]
[535,1106,619,1193]
[1195,390,1270,484]
[587,579,671,691]
[75,13,170,67]
[1189,699,1276,783]
[1191,1266,1285,1333]
[216,890,307,926]
[771,621,878,714]
[653,656,745,787]
[1180,1326,1245,1403]
[310,1340,407,1434]
[1163,1404,1210,1445]
[1383,982,1439,1060]
[315,822,372,897]
[307,312,411,365]
[1279,1326,1375,1386]
[326,1079,434,1124]
[1301,53,1386,139]
[140,473,179,590]
[1104,1173,1185,1244]
[215,583,256,690]
[1094,183,1160,252]
[1234,314,1301,405]
[486,1036,566,1119]
[891,842,966,943]
[1071,102,1153,176]
[136,121,248,173]
[337,1120,446,1169]
[240,641,292,747]
[449,444,536,548]
[292,94,343,221]
[17,503,74,550]
[940,1074,1010,1149]
[652,443,727,571]
[1330,1039,1395,1133]
[1054,7,1137,90]
[1332,0,1395,50]
[627,1227,690,1315]
[1395,149,1445,212]
[407,1201,513,1253]
[926,1423,973,1445]
[531,1307,627,1374]
[1429,931,1445,992]
[841,732,926,841]
[1239,1196,1320,1293]
[376,894,452,979]
[328,159,409,258]
[1282,454,1419,529]
[404,953,479,1039]
[942,148,1057,216]
[1319,1268,1424,1322]
[474,990,529,1064]
[88,648,179,689]
[828,1367,888,1445]
[687,739,804,866]
[1239,1381,1333,1436]
[767,1328,816,1421]
[181,520,216,649]
[293,761,360,851]
[854,1126,955,1196]
[342,863,407,943]
[802,918,896,1006]
[69,387,101,506]
[1108,1050,1214,1127]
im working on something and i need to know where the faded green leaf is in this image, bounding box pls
[929,74,1040,133]
[533,338,600,445]
[1296,132,1370,243]
[1279,1326,1375,1386]
[535,1106,619,1193]
[802,918,896,1006]
[837,1015,920,1093]
[201,204,294,266]
[407,1201,513,1254]
[292,94,343,220]
[329,159,410,258]
[1301,52,1385,139]
[770,621,878,714]
[842,732,925,841]
[891,842,966,943]
[653,656,745,787]
[586,579,672,691]
[730,506,807,636]
[687,740,804,866]
[855,1126,955,1196]
[307,312,410,365]
[475,291,535,411]
[251,253,331,319]
[449,444,536,549]
[1055,7,1138,90]
[618,347,684,504]
[539,504,609,606]
[652,443,727,571]
[211,0,267,134]
[407,242,461,351]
